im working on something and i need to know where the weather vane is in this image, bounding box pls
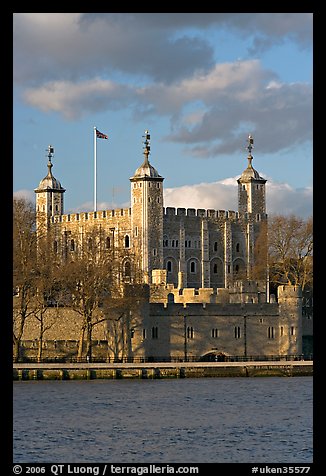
[46,145,54,162]
[246,135,254,157]
[142,130,150,160]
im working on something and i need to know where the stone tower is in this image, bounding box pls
[130,131,164,283]
[237,135,267,215]
[277,285,303,355]
[34,145,65,234]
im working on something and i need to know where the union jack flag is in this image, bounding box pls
[96,129,108,139]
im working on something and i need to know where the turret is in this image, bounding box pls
[130,131,164,283]
[34,145,65,233]
[237,135,267,215]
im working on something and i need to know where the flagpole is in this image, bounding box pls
[93,126,97,212]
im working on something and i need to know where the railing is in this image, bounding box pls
[13,353,313,364]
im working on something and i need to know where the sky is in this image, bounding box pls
[13,13,313,218]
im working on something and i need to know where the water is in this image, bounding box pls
[13,377,313,463]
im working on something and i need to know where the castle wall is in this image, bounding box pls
[16,285,302,360]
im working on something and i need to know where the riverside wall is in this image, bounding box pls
[13,361,313,380]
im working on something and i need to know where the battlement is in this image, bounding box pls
[51,208,132,223]
[149,301,279,317]
[163,207,267,222]
[277,284,302,299]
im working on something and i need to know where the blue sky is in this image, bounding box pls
[13,13,313,217]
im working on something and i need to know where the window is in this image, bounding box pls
[268,326,275,339]
[142,329,147,340]
[151,326,158,339]
[70,239,75,252]
[234,326,241,339]
[124,235,130,248]
[187,327,194,339]
[235,264,239,274]
[106,237,111,249]
[236,243,240,252]
[124,261,131,278]
[214,242,218,251]
[134,226,138,237]
[152,248,157,256]
[53,241,58,253]
[290,326,295,336]
[280,326,284,337]
[211,328,220,338]
[167,261,172,273]
[213,264,218,274]
[167,293,174,303]
[190,261,196,273]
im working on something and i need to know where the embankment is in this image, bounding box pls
[13,361,313,380]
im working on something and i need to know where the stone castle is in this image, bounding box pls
[34,132,268,291]
[17,132,306,361]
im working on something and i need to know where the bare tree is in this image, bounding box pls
[13,198,37,361]
[31,229,65,362]
[268,215,313,291]
[61,226,144,361]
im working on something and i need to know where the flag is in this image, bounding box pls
[96,129,108,139]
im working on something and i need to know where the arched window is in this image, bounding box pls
[124,261,131,278]
[190,261,196,273]
[124,235,130,248]
[106,237,111,249]
[167,261,172,273]
[167,293,174,303]
[213,264,218,274]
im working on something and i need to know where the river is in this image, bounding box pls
[13,377,313,463]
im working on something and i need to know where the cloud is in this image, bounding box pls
[13,13,215,85]
[23,78,136,120]
[22,60,312,155]
[14,13,312,157]
[163,177,312,218]
[13,189,35,203]
[14,13,312,86]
